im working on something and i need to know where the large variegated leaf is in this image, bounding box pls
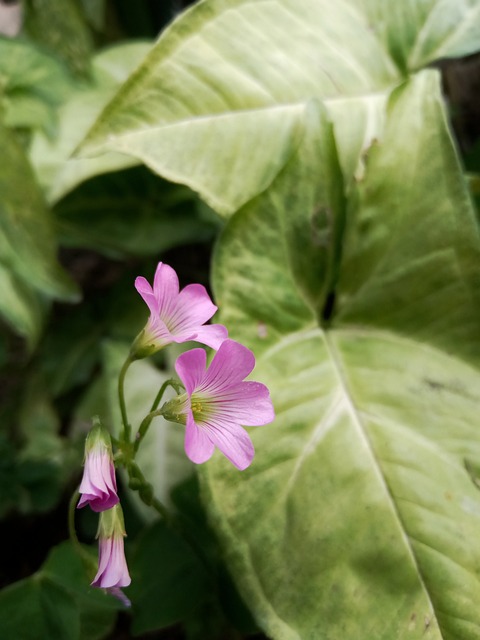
[77,0,480,214]
[201,72,480,639]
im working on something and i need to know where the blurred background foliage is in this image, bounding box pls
[0,0,479,639]
[0,1,249,638]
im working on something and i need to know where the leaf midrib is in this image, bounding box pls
[322,329,440,635]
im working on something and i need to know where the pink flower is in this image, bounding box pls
[77,419,119,513]
[132,262,227,358]
[92,505,131,593]
[173,339,275,470]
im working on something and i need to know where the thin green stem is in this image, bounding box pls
[149,378,184,413]
[134,408,164,454]
[68,489,97,568]
[134,379,184,453]
[118,355,133,441]
[151,496,172,523]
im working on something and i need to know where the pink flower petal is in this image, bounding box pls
[186,323,228,350]
[201,419,255,470]
[206,381,275,426]
[174,284,218,327]
[175,348,207,395]
[146,314,174,343]
[174,338,274,469]
[153,262,180,314]
[91,536,131,588]
[184,413,215,463]
[201,340,255,392]
[134,276,158,315]
[134,262,227,354]
[107,587,131,607]
[77,451,118,512]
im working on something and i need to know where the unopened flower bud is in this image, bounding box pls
[77,417,119,512]
[92,504,131,595]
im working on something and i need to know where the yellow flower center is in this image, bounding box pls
[191,401,203,415]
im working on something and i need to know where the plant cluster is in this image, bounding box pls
[1,1,480,639]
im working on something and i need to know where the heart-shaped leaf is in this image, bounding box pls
[77,0,480,214]
[200,72,480,639]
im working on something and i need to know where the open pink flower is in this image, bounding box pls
[77,419,118,513]
[174,339,275,470]
[92,505,131,593]
[132,262,227,358]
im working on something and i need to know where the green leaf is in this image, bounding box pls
[0,575,80,640]
[0,267,45,350]
[201,73,480,639]
[29,42,152,203]
[37,302,103,397]
[83,104,309,217]
[23,0,94,76]
[42,542,121,640]
[335,71,480,366]
[128,520,210,635]
[0,36,72,135]
[79,0,106,32]
[53,167,220,258]
[0,541,121,640]
[0,125,79,311]
[349,0,480,70]
[0,36,72,106]
[0,433,22,518]
[77,0,480,214]
[3,92,57,134]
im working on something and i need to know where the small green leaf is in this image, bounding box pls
[0,36,72,106]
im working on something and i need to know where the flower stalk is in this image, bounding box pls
[118,355,133,441]
[72,261,275,601]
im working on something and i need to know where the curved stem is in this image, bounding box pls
[134,408,163,454]
[149,378,183,413]
[118,356,133,441]
[68,489,97,569]
[134,379,184,454]
[151,496,172,523]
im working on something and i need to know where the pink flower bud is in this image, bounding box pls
[77,418,119,512]
[91,505,131,593]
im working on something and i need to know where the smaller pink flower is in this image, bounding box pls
[92,505,131,593]
[173,339,275,470]
[78,419,118,513]
[132,262,227,358]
